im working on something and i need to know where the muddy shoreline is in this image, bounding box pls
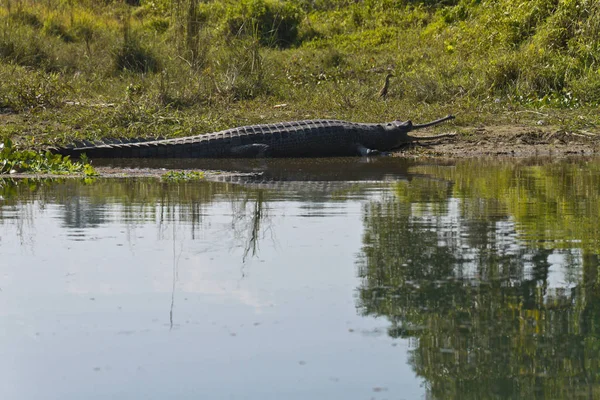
[403,125,599,157]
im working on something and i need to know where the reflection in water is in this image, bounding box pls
[61,198,108,229]
[357,159,600,399]
[237,190,268,263]
[0,178,252,243]
[170,221,183,331]
[93,157,416,182]
[2,157,600,399]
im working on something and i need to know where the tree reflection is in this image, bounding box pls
[357,163,600,399]
[0,177,275,263]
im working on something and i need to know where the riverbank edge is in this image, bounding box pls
[2,134,599,180]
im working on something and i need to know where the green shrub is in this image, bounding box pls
[486,55,520,92]
[8,9,41,28]
[226,0,303,48]
[147,17,170,34]
[440,3,470,24]
[0,28,49,68]
[215,36,269,100]
[568,70,600,105]
[321,47,345,68]
[521,51,570,95]
[42,14,74,42]
[1,70,70,111]
[72,17,96,54]
[350,4,366,27]
[115,36,160,73]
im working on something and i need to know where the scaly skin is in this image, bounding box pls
[52,115,455,158]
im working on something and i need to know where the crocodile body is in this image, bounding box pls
[52,115,455,159]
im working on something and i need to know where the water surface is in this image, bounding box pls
[2,157,600,399]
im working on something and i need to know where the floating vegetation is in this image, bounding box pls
[0,139,97,176]
[161,170,205,182]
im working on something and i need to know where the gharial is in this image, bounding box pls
[51,115,456,159]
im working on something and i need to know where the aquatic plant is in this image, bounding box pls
[0,139,97,175]
[161,170,205,182]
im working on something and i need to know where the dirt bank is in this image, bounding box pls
[402,125,599,157]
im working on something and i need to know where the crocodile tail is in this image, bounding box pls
[50,138,165,158]
[51,143,125,158]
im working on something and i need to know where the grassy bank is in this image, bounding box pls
[1,0,599,149]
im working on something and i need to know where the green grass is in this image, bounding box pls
[0,0,599,149]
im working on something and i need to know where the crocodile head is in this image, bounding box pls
[375,120,415,150]
[380,115,454,149]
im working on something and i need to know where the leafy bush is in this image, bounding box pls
[72,17,96,55]
[1,70,65,112]
[115,36,160,73]
[486,55,520,92]
[147,17,170,34]
[0,27,49,68]
[42,14,74,42]
[1,70,70,111]
[214,35,270,100]
[8,9,41,28]
[226,0,303,47]
[321,47,346,68]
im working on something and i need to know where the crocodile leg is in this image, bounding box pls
[356,144,381,156]
[230,144,272,158]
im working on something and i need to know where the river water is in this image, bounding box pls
[1,157,599,400]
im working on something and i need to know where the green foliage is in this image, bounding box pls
[321,47,346,68]
[72,16,96,54]
[216,35,269,100]
[115,35,159,73]
[0,26,49,68]
[113,11,160,73]
[42,13,75,42]
[226,0,303,47]
[161,170,205,181]
[0,138,97,175]
[146,16,169,34]
[0,69,70,111]
[486,54,520,91]
[8,9,41,27]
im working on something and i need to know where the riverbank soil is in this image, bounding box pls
[402,125,599,157]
